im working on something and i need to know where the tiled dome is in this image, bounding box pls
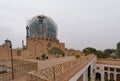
[28,15,57,39]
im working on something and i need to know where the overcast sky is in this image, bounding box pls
[0,0,120,50]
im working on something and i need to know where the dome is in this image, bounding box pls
[27,15,57,39]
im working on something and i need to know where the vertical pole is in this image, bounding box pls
[38,16,44,38]
[53,66,55,81]
[10,41,14,79]
[38,16,45,57]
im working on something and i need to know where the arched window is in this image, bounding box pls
[96,73,101,81]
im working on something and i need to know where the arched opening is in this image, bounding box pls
[35,41,42,59]
[117,74,120,81]
[88,65,91,81]
[96,73,101,81]
[110,73,114,81]
[104,72,108,81]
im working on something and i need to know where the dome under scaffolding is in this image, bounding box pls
[26,15,57,39]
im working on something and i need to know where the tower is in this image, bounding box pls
[26,25,29,38]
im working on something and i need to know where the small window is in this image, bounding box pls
[104,67,108,70]
[97,67,100,70]
[117,69,120,72]
[110,68,114,71]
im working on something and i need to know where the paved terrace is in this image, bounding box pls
[97,59,120,66]
[25,56,76,70]
[27,54,96,81]
[10,56,76,81]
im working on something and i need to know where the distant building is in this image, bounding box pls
[0,15,81,59]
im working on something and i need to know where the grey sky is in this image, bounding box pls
[0,0,120,50]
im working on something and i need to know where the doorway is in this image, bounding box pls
[96,73,101,81]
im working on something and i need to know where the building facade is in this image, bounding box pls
[0,15,81,59]
[96,59,120,81]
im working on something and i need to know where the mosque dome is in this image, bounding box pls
[27,15,57,39]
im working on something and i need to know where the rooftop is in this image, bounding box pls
[97,58,120,66]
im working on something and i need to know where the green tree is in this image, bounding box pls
[95,50,109,58]
[41,53,46,60]
[83,47,113,58]
[104,49,116,55]
[83,47,96,55]
[48,47,65,56]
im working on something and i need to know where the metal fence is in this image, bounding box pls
[0,59,37,81]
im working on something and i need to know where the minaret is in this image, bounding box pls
[26,25,29,38]
[26,25,29,49]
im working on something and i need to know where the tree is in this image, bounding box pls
[41,53,46,60]
[95,50,110,58]
[117,42,120,58]
[104,49,116,55]
[48,47,65,56]
[83,47,96,55]
[83,47,113,58]
[104,49,116,58]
